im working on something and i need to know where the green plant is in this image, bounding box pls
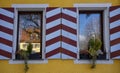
[18,43,33,73]
[26,43,33,54]
[88,37,102,68]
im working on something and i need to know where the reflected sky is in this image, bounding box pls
[79,13,101,50]
[19,13,41,29]
[79,13,100,36]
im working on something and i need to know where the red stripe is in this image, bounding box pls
[46,7,58,12]
[0,49,12,58]
[62,24,77,35]
[61,48,77,58]
[62,36,77,47]
[0,25,13,35]
[46,36,61,46]
[2,8,14,12]
[63,8,76,12]
[110,38,120,46]
[111,50,120,58]
[46,24,61,35]
[46,13,61,23]
[0,14,13,23]
[110,14,120,23]
[46,47,61,58]
[0,37,12,47]
[110,6,120,11]
[110,26,120,34]
[62,13,76,23]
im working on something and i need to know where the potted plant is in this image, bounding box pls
[18,43,33,73]
[88,35,102,68]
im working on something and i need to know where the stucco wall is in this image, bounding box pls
[0,0,120,73]
[0,60,120,73]
[0,0,120,7]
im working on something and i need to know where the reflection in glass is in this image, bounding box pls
[18,12,42,54]
[79,13,101,52]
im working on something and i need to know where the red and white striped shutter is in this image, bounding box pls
[61,8,78,59]
[45,7,62,59]
[110,6,120,59]
[0,8,14,59]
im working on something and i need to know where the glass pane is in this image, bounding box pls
[18,12,42,55]
[79,13,101,53]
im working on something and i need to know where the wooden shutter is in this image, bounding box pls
[110,6,120,59]
[0,8,14,59]
[61,8,78,59]
[45,7,62,59]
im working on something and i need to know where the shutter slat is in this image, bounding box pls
[45,7,62,59]
[0,8,14,59]
[110,6,120,59]
[61,8,78,59]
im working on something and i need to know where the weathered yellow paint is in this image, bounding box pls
[0,0,120,73]
[0,60,120,73]
[0,0,120,7]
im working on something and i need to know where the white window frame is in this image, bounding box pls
[74,3,113,64]
[9,4,49,64]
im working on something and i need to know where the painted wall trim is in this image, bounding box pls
[74,3,111,7]
[74,59,113,64]
[12,4,49,8]
[9,59,48,64]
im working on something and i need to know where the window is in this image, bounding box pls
[16,11,43,60]
[73,4,113,63]
[9,4,49,64]
[79,11,106,60]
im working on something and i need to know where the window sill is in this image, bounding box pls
[9,59,48,64]
[74,59,113,64]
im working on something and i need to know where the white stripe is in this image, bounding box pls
[62,30,77,41]
[46,30,61,41]
[46,19,61,29]
[74,3,111,7]
[110,20,120,29]
[62,42,77,54]
[46,42,61,53]
[62,18,77,29]
[0,20,13,29]
[0,43,12,53]
[62,53,75,59]
[0,55,9,59]
[12,4,49,8]
[111,43,120,52]
[110,8,120,17]
[46,8,61,18]
[47,53,61,59]
[0,8,14,18]
[62,8,76,18]
[0,31,13,41]
[110,32,120,41]
[112,56,120,59]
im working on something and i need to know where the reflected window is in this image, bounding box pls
[16,11,43,60]
[79,11,106,59]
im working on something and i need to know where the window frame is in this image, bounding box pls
[9,4,48,64]
[74,3,113,64]
[16,11,43,60]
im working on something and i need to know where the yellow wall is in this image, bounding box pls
[0,0,120,7]
[0,0,120,73]
[0,60,120,73]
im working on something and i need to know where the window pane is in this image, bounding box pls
[79,11,105,59]
[17,12,42,59]
[79,13,101,51]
